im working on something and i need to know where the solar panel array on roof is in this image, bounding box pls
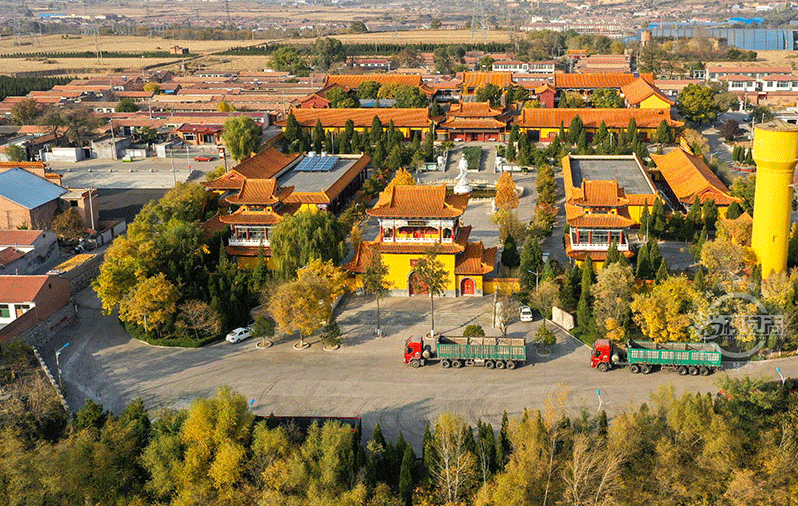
[295,156,339,172]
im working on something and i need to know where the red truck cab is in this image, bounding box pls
[591,339,614,371]
[404,337,423,364]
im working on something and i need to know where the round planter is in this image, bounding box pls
[323,344,340,351]
[255,340,273,349]
[536,347,552,356]
[293,342,310,350]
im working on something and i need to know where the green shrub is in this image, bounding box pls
[535,324,556,346]
[463,324,485,337]
[462,146,482,170]
[123,321,221,348]
[320,321,342,348]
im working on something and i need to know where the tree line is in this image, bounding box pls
[1,365,797,506]
[0,75,71,102]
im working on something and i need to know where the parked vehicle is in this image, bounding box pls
[404,335,526,370]
[519,306,534,322]
[591,339,722,375]
[193,155,215,161]
[226,327,251,343]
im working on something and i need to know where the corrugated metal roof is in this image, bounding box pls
[0,168,66,210]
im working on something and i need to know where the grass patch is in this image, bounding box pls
[123,321,222,348]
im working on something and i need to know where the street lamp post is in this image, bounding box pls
[527,269,540,290]
[55,342,70,388]
[87,186,96,231]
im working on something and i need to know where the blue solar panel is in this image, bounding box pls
[296,156,338,172]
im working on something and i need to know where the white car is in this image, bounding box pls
[519,306,534,322]
[225,327,251,343]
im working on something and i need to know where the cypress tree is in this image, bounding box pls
[686,197,703,230]
[541,257,555,281]
[422,422,435,478]
[640,201,650,239]
[581,256,594,296]
[496,411,511,468]
[745,147,754,165]
[398,445,416,505]
[655,259,668,283]
[636,242,650,279]
[506,140,516,162]
[325,131,333,153]
[726,201,743,219]
[652,199,667,237]
[702,199,718,230]
[693,267,705,291]
[558,262,578,312]
[577,290,591,329]
[577,129,588,154]
[312,119,324,153]
[559,121,567,141]
[605,241,620,266]
[370,115,383,144]
[501,234,521,268]
[595,120,608,145]
[648,239,662,273]
[568,114,584,145]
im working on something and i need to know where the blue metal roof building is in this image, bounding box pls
[0,168,67,210]
[647,26,798,51]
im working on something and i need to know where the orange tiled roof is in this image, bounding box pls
[454,242,497,275]
[368,184,469,219]
[203,148,300,190]
[533,83,556,94]
[651,148,739,206]
[554,72,654,89]
[462,72,513,90]
[565,203,635,228]
[0,247,25,265]
[279,108,432,128]
[447,101,504,117]
[201,213,229,233]
[0,230,44,246]
[620,78,674,107]
[439,117,509,130]
[518,108,682,129]
[570,179,630,207]
[325,74,422,89]
[219,208,284,225]
[225,179,294,206]
[0,275,52,303]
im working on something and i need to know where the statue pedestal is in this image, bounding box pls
[453,182,472,195]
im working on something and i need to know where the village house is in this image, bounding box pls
[0,275,71,337]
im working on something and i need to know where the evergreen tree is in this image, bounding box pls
[541,257,555,281]
[605,241,620,266]
[726,200,743,219]
[625,117,638,144]
[506,140,516,162]
[652,199,667,237]
[636,242,651,279]
[520,238,544,291]
[324,131,333,153]
[430,99,442,116]
[559,121,567,141]
[284,112,301,145]
[501,234,521,269]
[476,419,497,475]
[370,115,383,144]
[577,129,588,154]
[568,115,584,145]
[655,259,668,283]
[656,119,672,144]
[398,444,415,505]
[577,291,591,330]
[581,256,595,296]
[693,267,706,291]
[558,263,578,311]
[640,201,650,239]
[422,125,435,162]
[702,199,718,230]
[686,197,703,230]
[516,133,530,166]
[312,120,324,153]
[745,147,754,165]
[422,422,435,479]
[509,124,519,145]
[595,120,608,145]
[648,239,662,273]
[495,411,510,468]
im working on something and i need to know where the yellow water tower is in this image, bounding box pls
[751,120,798,278]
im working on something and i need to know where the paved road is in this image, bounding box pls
[41,287,798,450]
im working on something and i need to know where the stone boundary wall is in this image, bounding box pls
[18,303,77,349]
[31,346,70,413]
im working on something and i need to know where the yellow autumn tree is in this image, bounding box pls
[495,171,519,211]
[700,236,755,286]
[630,275,707,342]
[118,273,179,335]
[385,167,416,191]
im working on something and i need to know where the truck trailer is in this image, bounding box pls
[591,339,722,375]
[404,335,527,370]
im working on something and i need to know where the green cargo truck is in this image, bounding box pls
[591,339,722,375]
[404,335,527,370]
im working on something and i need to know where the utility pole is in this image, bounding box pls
[470,0,487,43]
[55,343,70,388]
[87,186,95,231]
